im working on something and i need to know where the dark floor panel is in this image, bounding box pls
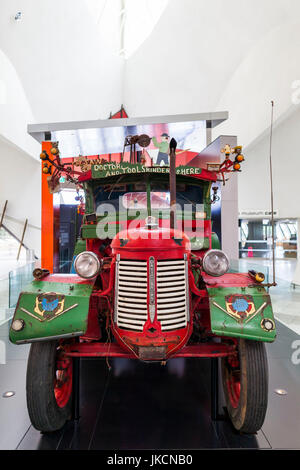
[17,322,300,450]
[89,358,227,449]
[61,360,111,450]
[213,419,271,449]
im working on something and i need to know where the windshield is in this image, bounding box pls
[123,192,170,209]
[93,183,204,212]
[88,179,209,249]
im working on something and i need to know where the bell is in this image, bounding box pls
[255,272,265,283]
[137,134,151,148]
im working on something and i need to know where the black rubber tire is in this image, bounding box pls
[26,341,72,432]
[221,339,268,434]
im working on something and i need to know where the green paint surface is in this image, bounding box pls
[207,286,276,342]
[9,279,94,344]
[91,163,202,179]
[211,232,220,249]
[73,239,87,256]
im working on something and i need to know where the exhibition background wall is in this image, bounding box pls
[239,106,300,220]
[0,137,41,258]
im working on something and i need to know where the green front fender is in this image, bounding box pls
[9,275,95,344]
[207,286,276,342]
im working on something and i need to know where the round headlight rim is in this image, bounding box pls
[202,249,229,277]
[74,251,101,280]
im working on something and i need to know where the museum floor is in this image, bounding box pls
[0,259,299,450]
[0,318,299,450]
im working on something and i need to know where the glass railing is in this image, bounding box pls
[1,262,35,325]
[0,277,9,324]
[8,262,36,309]
[229,259,270,284]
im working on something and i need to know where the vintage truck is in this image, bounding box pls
[9,137,276,434]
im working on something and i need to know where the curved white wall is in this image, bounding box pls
[2,0,300,260]
[238,104,300,219]
[0,48,40,256]
[0,48,38,157]
[0,0,124,124]
[215,20,300,148]
[123,0,298,118]
[122,0,300,225]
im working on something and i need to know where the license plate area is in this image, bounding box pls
[138,346,167,361]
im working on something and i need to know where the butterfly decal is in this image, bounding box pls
[41,298,59,312]
[225,295,256,322]
[34,293,65,319]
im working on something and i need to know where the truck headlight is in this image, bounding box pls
[74,251,100,279]
[11,319,25,331]
[202,249,229,277]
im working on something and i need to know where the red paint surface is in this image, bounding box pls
[110,227,193,359]
[39,274,94,285]
[202,272,253,287]
[63,342,236,359]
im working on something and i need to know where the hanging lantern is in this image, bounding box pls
[40,151,47,160]
[51,147,59,155]
[42,163,51,174]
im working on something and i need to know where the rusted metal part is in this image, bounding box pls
[122,134,151,163]
[248,270,265,283]
[123,134,151,148]
[137,134,151,148]
[62,341,236,359]
[33,268,50,280]
[139,346,166,361]
[248,282,277,288]
[169,137,177,230]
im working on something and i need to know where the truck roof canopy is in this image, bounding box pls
[28,112,228,157]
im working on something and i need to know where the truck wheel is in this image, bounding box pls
[221,339,268,434]
[26,341,73,432]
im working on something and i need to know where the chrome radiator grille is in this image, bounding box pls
[156,259,189,331]
[114,256,189,332]
[115,258,148,331]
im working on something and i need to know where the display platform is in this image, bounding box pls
[2,322,299,450]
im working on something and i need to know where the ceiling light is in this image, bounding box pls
[274,389,287,396]
[2,391,15,398]
[14,12,22,21]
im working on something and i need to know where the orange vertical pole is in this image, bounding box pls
[41,141,54,272]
